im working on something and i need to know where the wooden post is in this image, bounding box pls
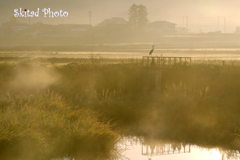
[155,70,161,94]
[145,69,149,92]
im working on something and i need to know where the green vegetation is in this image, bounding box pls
[0,88,119,159]
[1,60,240,159]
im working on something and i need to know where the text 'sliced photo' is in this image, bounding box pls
[14,8,69,18]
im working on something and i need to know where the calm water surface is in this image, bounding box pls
[1,51,240,61]
[118,137,239,160]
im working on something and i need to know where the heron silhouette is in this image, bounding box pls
[149,45,155,56]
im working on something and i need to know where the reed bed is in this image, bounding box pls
[1,60,240,158]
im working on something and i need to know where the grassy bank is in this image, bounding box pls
[1,60,240,158]
[0,91,119,160]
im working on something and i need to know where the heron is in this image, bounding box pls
[149,45,155,56]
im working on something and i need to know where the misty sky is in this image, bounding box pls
[1,0,240,33]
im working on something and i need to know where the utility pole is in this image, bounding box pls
[182,17,185,33]
[183,17,185,28]
[218,16,219,32]
[186,16,188,33]
[224,17,226,33]
[89,10,92,25]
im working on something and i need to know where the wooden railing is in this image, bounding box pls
[142,56,191,67]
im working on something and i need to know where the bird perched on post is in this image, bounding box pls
[149,45,155,56]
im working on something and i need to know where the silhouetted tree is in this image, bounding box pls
[128,4,138,28]
[128,4,148,30]
[137,5,148,29]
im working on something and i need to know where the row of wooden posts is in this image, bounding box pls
[143,56,191,92]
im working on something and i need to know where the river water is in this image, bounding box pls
[1,50,240,61]
[117,137,239,160]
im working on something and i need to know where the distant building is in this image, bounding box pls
[0,23,28,37]
[58,24,92,32]
[96,17,128,27]
[39,24,93,37]
[31,22,56,32]
[2,22,29,31]
[147,21,176,35]
[95,17,129,38]
[9,23,29,31]
[235,26,240,33]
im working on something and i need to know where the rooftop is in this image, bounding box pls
[148,21,176,26]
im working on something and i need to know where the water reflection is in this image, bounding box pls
[222,150,240,160]
[119,137,240,160]
[142,142,190,156]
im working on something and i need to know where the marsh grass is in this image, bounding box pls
[0,91,119,160]
[1,61,240,157]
